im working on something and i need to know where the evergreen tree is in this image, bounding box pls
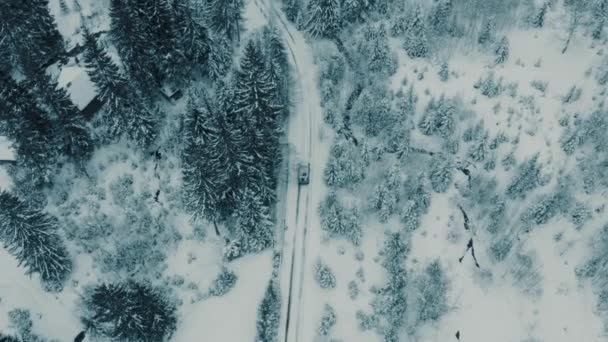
[283,0,301,22]
[205,0,244,41]
[403,6,429,58]
[306,0,342,38]
[477,18,494,46]
[317,304,337,336]
[506,154,543,198]
[429,155,452,193]
[494,36,510,64]
[418,96,455,138]
[531,1,549,28]
[319,191,362,244]
[207,34,233,81]
[341,0,368,23]
[173,0,211,70]
[255,281,281,342]
[324,138,365,188]
[0,191,72,291]
[314,261,337,289]
[231,187,274,254]
[370,164,401,222]
[357,24,397,75]
[82,28,130,106]
[592,0,608,39]
[429,0,453,35]
[28,73,93,161]
[82,281,177,341]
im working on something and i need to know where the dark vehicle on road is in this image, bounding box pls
[298,163,310,185]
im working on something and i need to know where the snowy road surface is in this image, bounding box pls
[253,1,326,341]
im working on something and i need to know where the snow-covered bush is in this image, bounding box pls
[489,237,513,262]
[348,280,360,299]
[403,6,429,58]
[530,80,548,94]
[418,95,457,138]
[8,309,32,339]
[429,154,453,193]
[317,304,337,336]
[494,36,510,64]
[256,281,281,342]
[209,267,238,297]
[315,261,337,289]
[369,164,401,222]
[506,155,544,199]
[569,202,592,229]
[319,192,362,244]
[438,62,449,82]
[562,86,582,104]
[474,72,504,98]
[356,310,378,331]
[413,261,449,323]
[324,138,365,188]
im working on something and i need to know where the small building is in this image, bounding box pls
[298,163,310,185]
[159,80,183,102]
[56,64,103,118]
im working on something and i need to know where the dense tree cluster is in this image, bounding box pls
[81,281,177,342]
[109,0,211,90]
[324,138,365,188]
[418,95,456,138]
[413,260,449,322]
[354,24,398,76]
[506,154,543,198]
[182,35,289,257]
[0,191,72,291]
[369,164,401,222]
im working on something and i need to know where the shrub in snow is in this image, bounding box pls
[570,202,592,229]
[0,333,20,342]
[109,174,135,206]
[105,239,166,275]
[506,155,543,199]
[414,261,449,323]
[324,139,365,188]
[468,134,489,162]
[429,154,453,193]
[348,280,360,300]
[474,72,504,98]
[560,128,581,155]
[478,18,495,46]
[562,86,582,104]
[255,281,281,342]
[438,63,449,82]
[369,164,401,222]
[530,80,548,94]
[0,191,72,291]
[209,267,238,297]
[418,96,456,138]
[81,281,177,341]
[317,304,337,336]
[489,237,513,262]
[8,309,32,339]
[494,36,510,64]
[319,191,362,244]
[315,261,337,289]
[356,311,378,331]
[429,0,454,36]
[530,2,549,28]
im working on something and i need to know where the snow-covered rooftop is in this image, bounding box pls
[56,65,97,111]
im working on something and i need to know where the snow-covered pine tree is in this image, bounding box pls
[172,0,211,74]
[324,138,365,188]
[418,95,455,138]
[341,0,368,24]
[234,39,283,195]
[81,281,177,341]
[403,6,429,58]
[0,74,58,187]
[28,73,93,161]
[319,191,362,244]
[415,261,449,323]
[207,34,233,81]
[531,1,549,28]
[315,260,337,289]
[82,28,130,106]
[429,154,453,193]
[205,0,244,41]
[592,0,608,39]
[429,0,453,36]
[358,24,397,76]
[494,36,510,64]
[262,26,290,117]
[283,0,301,22]
[370,164,401,222]
[120,98,158,148]
[0,191,72,291]
[306,0,342,38]
[317,304,337,336]
[232,187,274,254]
[255,281,281,342]
[477,18,494,46]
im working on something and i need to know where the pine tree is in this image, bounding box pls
[403,6,429,58]
[494,36,510,64]
[82,29,129,106]
[207,34,233,81]
[370,164,400,222]
[82,281,177,341]
[341,0,367,23]
[429,0,453,35]
[28,73,93,161]
[173,0,211,70]
[283,0,301,22]
[477,18,494,46]
[429,155,452,193]
[592,0,608,39]
[205,0,244,41]
[306,0,342,38]
[232,187,274,254]
[255,281,281,342]
[0,191,72,291]
[531,2,549,28]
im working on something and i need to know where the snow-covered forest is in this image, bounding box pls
[1,0,608,341]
